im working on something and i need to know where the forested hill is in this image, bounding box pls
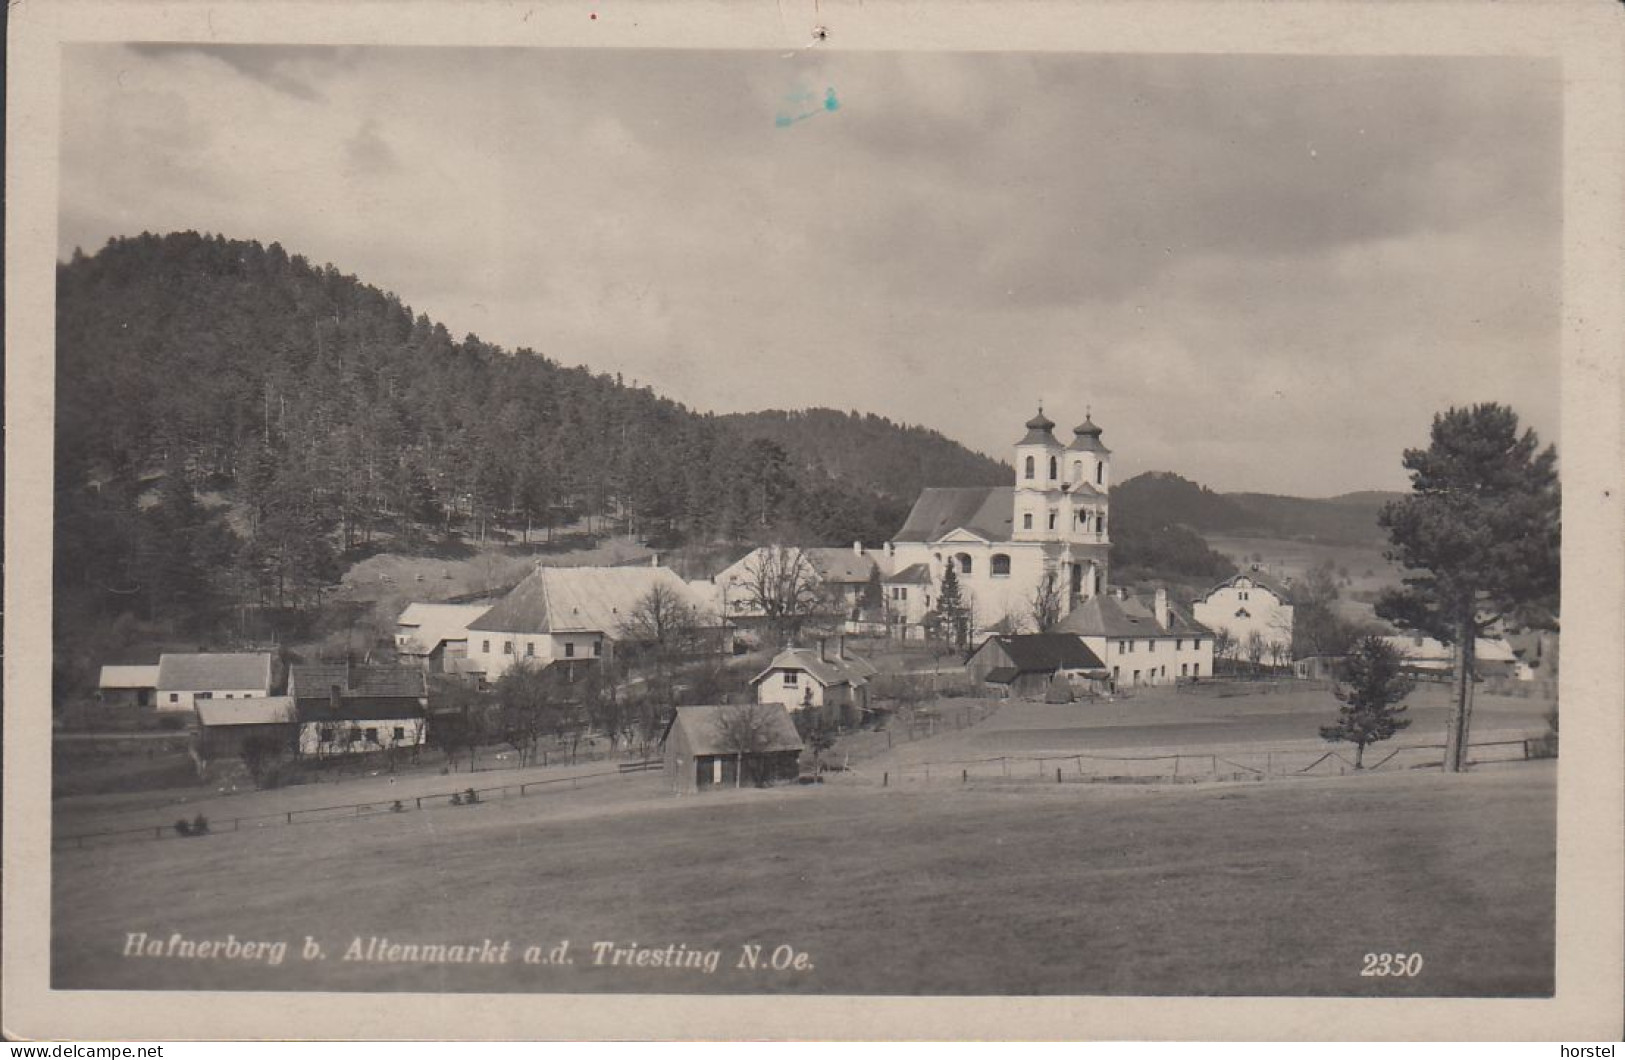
[721,409,1011,502]
[54,232,940,635]
[1113,472,1400,547]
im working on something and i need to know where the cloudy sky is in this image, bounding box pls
[59,45,1561,495]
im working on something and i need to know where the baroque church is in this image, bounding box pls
[883,408,1113,634]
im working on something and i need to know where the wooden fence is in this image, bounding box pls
[858,736,1555,788]
[54,764,648,851]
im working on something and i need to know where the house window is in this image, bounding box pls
[169,693,179,703]
[1024,455,1035,480]
[784,671,799,686]
[1192,638,1202,650]
[482,640,491,653]
[593,640,603,657]
[503,641,513,655]
[319,725,335,742]
[1193,662,1202,676]
[991,554,1011,577]
[1112,666,1120,680]
[1148,641,1156,653]
[1181,663,1189,676]
[1047,511,1057,531]
[1177,639,1184,651]
[393,726,406,741]
[565,642,576,658]
[525,642,535,657]
[1023,513,1033,530]
[1235,608,1251,619]
[1048,456,1058,479]
[197,692,213,700]
[1133,669,1141,684]
[1098,513,1107,534]
[365,727,379,744]
[957,553,973,575]
[225,694,234,700]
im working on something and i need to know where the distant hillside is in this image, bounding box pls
[1114,472,1400,548]
[721,409,1011,505]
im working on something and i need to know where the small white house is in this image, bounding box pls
[155,653,276,713]
[96,664,160,709]
[751,640,877,715]
[1192,571,1295,655]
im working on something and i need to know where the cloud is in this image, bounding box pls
[57,45,1562,495]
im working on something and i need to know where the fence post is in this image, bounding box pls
[416,797,422,809]
[886,731,893,749]
[883,772,888,787]
[962,769,967,784]
[286,812,293,824]
[1056,768,1062,784]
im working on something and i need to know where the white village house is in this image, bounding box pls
[713,544,882,625]
[883,409,1113,638]
[155,652,276,713]
[464,565,727,682]
[751,640,878,718]
[1192,570,1295,654]
[1050,589,1214,687]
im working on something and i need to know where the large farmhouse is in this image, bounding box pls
[883,409,1112,638]
[465,565,726,682]
[289,663,428,757]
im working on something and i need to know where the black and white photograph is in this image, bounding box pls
[5,0,1622,1042]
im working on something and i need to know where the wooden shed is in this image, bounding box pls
[967,634,1109,699]
[663,703,804,794]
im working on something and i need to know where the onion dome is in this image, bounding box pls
[1067,411,1111,453]
[1016,407,1061,447]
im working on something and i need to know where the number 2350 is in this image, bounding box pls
[1361,953,1423,977]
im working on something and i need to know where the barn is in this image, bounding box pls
[967,633,1109,700]
[663,703,804,794]
[194,697,299,761]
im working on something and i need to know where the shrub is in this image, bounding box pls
[156,715,186,732]
[174,818,192,837]
[392,800,405,813]
[191,813,210,835]
[464,787,480,804]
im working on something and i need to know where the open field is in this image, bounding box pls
[53,757,1555,997]
[858,682,1553,774]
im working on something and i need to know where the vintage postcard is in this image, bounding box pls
[5,0,1622,1043]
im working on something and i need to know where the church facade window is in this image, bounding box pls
[991,554,1011,577]
[1048,456,1058,479]
[1022,513,1033,530]
[1048,510,1057,530]
[1025,456,1035,480]
[1096,461,1104,484]
[956,553,973,575]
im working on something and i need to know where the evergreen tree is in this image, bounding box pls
[1376,404,1560,773]
[1320,635,1415,769]
[933,564,971,651]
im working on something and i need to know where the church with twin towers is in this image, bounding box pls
[883,407,1113,633]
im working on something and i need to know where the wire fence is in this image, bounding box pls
[53,761,659,851]
[852,735,1557,788]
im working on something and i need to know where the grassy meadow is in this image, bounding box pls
[53,760,1555,997]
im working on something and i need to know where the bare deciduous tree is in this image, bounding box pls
[1030,569,1064,633]
[732,546,830,648]
[715,702,783,787]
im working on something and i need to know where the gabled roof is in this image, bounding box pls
[1197,571,1292,603]
[890,487,1015,544]
[156,653,274,692]
[99,664,160,690]
[288,663,427,699]
[885,562,933,585]
[1123,595,1213,637]
[750,646,878,689]
[972,634,1106,674]
[1050,596,1210,639]
[196,696,297,727]
[396,603,493,653]
[467,565,708,636]
[669,704,804,757]
[800,548,881,585]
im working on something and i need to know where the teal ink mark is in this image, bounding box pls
[775,85,840,128]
